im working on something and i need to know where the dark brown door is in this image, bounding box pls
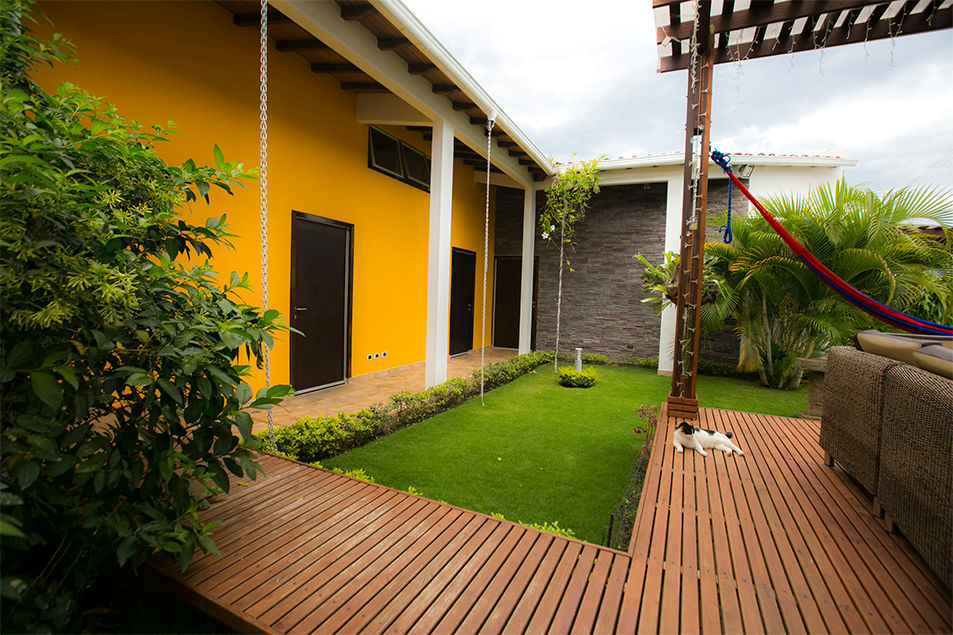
[492,256,538,349]
[290,212,352,392]
[449,248,476,356]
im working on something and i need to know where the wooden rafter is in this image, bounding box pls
[655,0,952,72]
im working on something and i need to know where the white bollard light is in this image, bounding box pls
[574,348,583,372]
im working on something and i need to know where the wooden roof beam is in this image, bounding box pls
[657,0,880,42]
[234,9,291,27]
[276,39,328,52]
[675,4,953,71]
[340,4,375,20]
[377,37,409,51]
[340,81,386,91]
[452,101,477,111]
[408,63,437,75]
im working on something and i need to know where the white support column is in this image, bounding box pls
[658,172,684,375]
[518,186,536,354]
[425,118,454,387]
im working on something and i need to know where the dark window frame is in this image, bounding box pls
[367,125,431,192]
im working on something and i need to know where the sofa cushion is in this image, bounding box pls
[913,344,953,379]
[854,330,953,365]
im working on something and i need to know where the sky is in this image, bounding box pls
[401,0,953,193]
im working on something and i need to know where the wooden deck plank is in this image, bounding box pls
[591,553,629,634]
[297,511,480,633]
[524,541,584,633]
[381,517,499,634]
[766,412,951,633]
[474,532,555,634]
[149,406,951,635]
[431,525,529,634]
[245,495,436,619]
[215,487,406,604]
[500,537,567,633]
[548,544,600,634]
[567,548,614,635]
[455,529,541,633]
[189,476,370,586]
[267,504,457,630]
[410,523,516,633]
[727,409,865,633]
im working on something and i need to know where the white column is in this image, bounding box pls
[518,186,536,354]
[425,118,454,387]
[658,172,684,375]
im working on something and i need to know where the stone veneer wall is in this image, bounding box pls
[494,179,742,363]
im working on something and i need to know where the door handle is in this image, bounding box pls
[295,307,308,311]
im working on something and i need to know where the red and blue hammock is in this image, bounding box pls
[710,150,952,337]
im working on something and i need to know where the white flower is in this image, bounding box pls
[541,232,549,240]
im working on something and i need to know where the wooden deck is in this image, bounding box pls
[150,453,632,634]
[152,407,952,633]
[621,406,952,634]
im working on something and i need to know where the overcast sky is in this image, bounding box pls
[401,0,953,193]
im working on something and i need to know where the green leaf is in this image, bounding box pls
[53,365,79,390]
[213,144,225,168]
[0,521,25,538]
[31,371,62,409]
[125,373,153,387]
[236,382,252,404]
[234,411,253,441]
[116,537,137,566]
[16,461,40,489]
[157,378,183,404]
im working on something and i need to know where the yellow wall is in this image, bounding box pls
[35,1,494,388]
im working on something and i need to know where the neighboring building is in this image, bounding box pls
[494,153,855,374]
[35,1,855,392]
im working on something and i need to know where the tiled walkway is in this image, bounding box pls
[252,347,518,433]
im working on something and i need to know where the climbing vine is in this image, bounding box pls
[540,158,601,370]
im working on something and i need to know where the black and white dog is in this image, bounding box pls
[673,422,744,456]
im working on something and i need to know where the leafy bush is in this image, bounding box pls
[259,350,554,462]
[557,366,597,388]
[0,7,289,631]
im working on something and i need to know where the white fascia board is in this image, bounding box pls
[578,153,856,186]
[271,0,539,187]
[372,0,554,177]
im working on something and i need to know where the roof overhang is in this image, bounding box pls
[248,0,553,186]
[653,0,953,73]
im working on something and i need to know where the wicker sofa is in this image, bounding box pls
[820,345,952,590]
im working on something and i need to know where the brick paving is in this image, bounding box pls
[252,347,518,433]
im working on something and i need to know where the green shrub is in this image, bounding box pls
[260,350,555,461]
[0,8,290,631]
[557,366,597,388]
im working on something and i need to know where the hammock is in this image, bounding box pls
[710,150,952,337]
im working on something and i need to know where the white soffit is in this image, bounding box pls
[270,0,542,187]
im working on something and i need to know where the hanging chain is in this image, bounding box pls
[259,0,277,453]
[480,117,495,406]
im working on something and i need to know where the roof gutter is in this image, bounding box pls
[565,153,857,173]
[373,0,555,178]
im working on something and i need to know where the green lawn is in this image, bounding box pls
[322,365,807,544]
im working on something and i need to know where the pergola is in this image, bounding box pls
[654,0,953,419]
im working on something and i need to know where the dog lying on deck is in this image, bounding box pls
[673,421,744,456]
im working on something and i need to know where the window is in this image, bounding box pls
[367,126,430,192]
[401,143,431,189]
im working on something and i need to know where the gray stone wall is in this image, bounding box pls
[493,178,742,362]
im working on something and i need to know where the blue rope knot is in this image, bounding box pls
[711,149,733,244]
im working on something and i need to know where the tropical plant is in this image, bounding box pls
[539,158,600,370]
[641,180,953,389]
[0,5,290,630]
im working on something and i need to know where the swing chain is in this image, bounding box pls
[259,0,277,453]
[480,116,495,406]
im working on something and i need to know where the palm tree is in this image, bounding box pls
[703,180,952,389]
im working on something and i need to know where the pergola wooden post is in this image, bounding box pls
[667,0,714,420]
